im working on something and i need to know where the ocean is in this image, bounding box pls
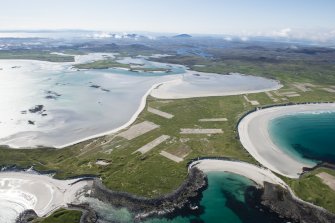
[268,111,335,165]
[91,172,287,223]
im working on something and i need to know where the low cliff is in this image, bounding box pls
[91,167,207,220]
[261,182,335,223]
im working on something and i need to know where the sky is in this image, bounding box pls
[0,0,335,40]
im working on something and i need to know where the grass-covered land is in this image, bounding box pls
[0,94,257,197]
[74,59,131,69]
[1,83,334,200]
[1,44,335,220]
[152,46,335,86]
[74,58,171,73]
[284,168,335,213]
[0,50,74,62]
[34,209,82,223]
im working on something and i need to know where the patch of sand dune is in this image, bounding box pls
[0,172,91,222]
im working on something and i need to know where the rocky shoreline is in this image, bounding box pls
[91,167,207,221]
[261,182,335,223]
[7,163,335,223]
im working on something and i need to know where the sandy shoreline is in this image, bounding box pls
[0,56,280,149]
[238,103,335,178]
[57,73,280,149]
[150,70,282,99]
[55,79,176,148]
[190,159,287,187]
[0,171,91,222]
[189,159,328,213]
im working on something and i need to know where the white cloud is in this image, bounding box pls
[240,36,249,41]
[91,32,112,39]
[272,28,291,37]
[227,28,335,43]
[224,36,232,41]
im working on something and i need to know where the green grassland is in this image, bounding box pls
[34,209,82,223]
[0,50,74,62]
[1,84,335,209]
[284,168,335,213]
[74,59,131,69]
[74,58,170,72]
[1,47,335,221]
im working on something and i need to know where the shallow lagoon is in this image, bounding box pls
[0,55,280,148]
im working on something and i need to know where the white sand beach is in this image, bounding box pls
[238,103,335,178]
[0,172,91,223]
[150,70,282,99]
[0,55,280,148]
[191,159,287,187]
[190,159,327,212]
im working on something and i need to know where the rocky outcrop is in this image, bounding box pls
[261,182,335,223]
[15,210,38,223]
[91,167,207,221]
[68,203,98,223]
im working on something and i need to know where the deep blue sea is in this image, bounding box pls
[269,111,335,164]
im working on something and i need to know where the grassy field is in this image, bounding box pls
[0,50,74,62]
[1,83,335,199]
[153,55,335,86]
[34,209,82,223]
[284,168,335,213]
[1,49,335,221]
[74,59,131,69]
[74,58,171,73]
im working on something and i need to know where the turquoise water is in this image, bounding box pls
[145,172,286,223]
[269,111,335,164]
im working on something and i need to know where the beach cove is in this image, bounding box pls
[238,103,335,178]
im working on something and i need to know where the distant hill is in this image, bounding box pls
[173,34,192,38]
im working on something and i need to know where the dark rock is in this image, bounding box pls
[91,167,207,221]
[45,95,57,99]
[45,90,61,100]
[15,209,38,223]
[90,85,100,89]
[101,88,110,92]
[261,182,335,223]
[28,120,35,125]
[67,203,98,223]
[28,105,44,113]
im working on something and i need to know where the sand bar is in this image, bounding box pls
[118,121,159,140]
[150,71,282,99]
[0,172,91,222]
[160,151,183,163]
[180,128,223,134]
[191,159,286,186]
[244,95,260,106]
[133,135,170,154]
[317,172,335,191]
[238,103,335,178]
[265,91,278,102]
[292,83,314,92]
[199,118,228,122]
[322,88,335,93]
[148,107,174,119]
